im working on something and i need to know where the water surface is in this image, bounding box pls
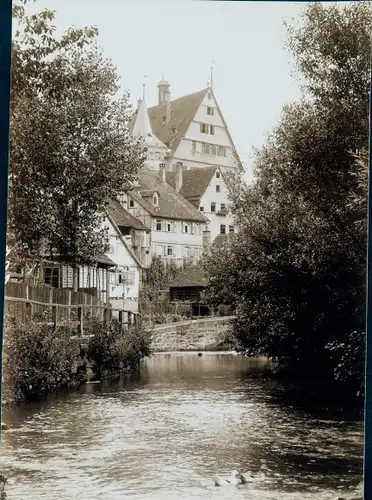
[0,352,363,499]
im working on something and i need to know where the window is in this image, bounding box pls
[157,244,165,255]
[199,206,204,212]
[129,199,134,208]
[220,203,226,211]
[183,222,191,234]
[44,267,59,288]
[211,202,216,213]
[153,193,159,206]
[216,171,220,179]
[184,246,190,258]
[167,245,173,256]
[217,146,226,157]
[229,225,234,234]
[155,219,162,231]
[220,224,226,235]
[192,141,196,153]
[216,185,220,193]
[200,124,214,135]
[207,107,214,115]
[211,144,216,155]
[192,223,199,235]
[200,123,208,134]
[166,221,173,232]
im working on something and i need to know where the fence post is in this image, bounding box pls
[67,290,71,322]
[25,284,33,319]
[51,305,57,330]
[119,310,123,325]
[128,312,132,326]
[103,307,109,324]
[78,306,83,336]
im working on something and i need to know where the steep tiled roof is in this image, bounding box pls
[147,88,208,152]
[106,199,149,230]
[166,166,217,207]
[130,170,208,223]
[169,264,208,288]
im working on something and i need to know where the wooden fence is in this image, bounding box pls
[4,281,140,335]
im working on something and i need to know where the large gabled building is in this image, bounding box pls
[147,80,242,173]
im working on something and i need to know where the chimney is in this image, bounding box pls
[202,230,211,251]
[159,163,166,182]
[175,162,183,192]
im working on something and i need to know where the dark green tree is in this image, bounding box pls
[9,2,145,278]
[203,2,370,393]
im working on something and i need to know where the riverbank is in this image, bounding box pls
[2,317,152,405]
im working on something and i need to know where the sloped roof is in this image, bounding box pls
[169,264,208,288]
[130,170,208,223]
[147,88,208,152]
[130,98,167,150]
[166,166,217,207]
[105,199,149,231]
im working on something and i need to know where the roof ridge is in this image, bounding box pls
[148,88,208,111]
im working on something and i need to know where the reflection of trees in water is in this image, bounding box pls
[231,375,364,492]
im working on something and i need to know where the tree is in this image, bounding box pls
[9,2,145,277]
[202,2,370,393]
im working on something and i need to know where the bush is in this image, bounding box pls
[3,316,79,401]
[87,319,152,378]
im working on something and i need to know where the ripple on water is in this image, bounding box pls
[0,353,363,500]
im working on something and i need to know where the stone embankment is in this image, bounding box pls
[151,316,234,352]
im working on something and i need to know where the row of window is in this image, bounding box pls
[221,225,234,235]
[156,244,200,258]
[191,141,227,157]
[200,202,227,213]
[154,219,201,234]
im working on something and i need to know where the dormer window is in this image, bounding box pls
[153,192,159,206]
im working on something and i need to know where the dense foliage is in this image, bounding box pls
[9,1,144,269]
[3,317,79,401]
[3,316,152,401]
[87,319,152,378]
[203,2,370,395]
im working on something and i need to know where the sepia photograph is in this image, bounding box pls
[0,0,369,499]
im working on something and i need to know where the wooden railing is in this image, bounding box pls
[5,281,140,335]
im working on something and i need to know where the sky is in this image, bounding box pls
[26,0,306,182]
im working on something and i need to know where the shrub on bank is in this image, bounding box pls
[86,319,152,378]
[3,316,79,402]
[3,316,152,402]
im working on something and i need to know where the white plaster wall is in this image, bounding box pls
[173,91,237,169]
[150,218,205,260]
[198,170,235,242]
[102,217,141,308]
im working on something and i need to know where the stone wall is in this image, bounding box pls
[151,316,234,352]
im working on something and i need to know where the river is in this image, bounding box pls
[0,352,364,500]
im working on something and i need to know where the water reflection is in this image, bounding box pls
[0,353,363,500]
